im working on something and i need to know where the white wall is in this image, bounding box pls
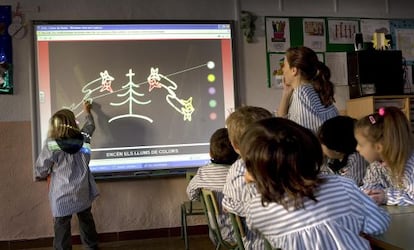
[2,0,414,121]
[0,0,239,122]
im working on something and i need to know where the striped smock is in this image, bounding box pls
[246,175,390,250]
[361,152,414,205]
[320,152,368,186]
[288,84,339,133]
[222,158,265,250]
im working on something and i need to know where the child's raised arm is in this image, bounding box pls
[81,101,95,143]
[358,188,390,235]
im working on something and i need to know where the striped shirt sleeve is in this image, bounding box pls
[386,153,414,205]
[81,113,95,143]
[348,181,390,235]
[186,168,203,201]
[34,144,55,180]
[361,153,414,206]
[343,153,368,186]
[186,163,231,201]
[222,159,252,216]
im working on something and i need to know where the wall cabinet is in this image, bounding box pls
[346,95,414,130]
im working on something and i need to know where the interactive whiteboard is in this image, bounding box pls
[32,21,237,179]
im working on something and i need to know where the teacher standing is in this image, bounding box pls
[277,46,339,133]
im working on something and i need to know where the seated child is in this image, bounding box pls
[222,106,273,249]
[317,115,368,186]
[241,117,390,250]
[186,127,239,243]
[355,106,414,205]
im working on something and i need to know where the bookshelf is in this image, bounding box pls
[346,95,414,131]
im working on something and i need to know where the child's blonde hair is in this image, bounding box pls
[225,106,273,150]
[48,109,80,139]
[355,106,413,183]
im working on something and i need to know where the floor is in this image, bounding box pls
[25,235,214,250]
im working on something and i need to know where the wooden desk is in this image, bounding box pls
[367,206,414,250]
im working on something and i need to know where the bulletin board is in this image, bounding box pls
[265,16,358,88]
[265,16,414,88]
[390,20,414,63]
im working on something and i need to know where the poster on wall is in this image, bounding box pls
[303,18,326,52]
[395,29,414,61]
[360,19,390,44]
[267,53,285,88]
[265,17,290,52]
[0,5,12,94]
[390,20,414,63]
[403,65,413,94]
[327,19,359,44]
[325,52,348,85]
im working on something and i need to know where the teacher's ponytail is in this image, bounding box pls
[313,61,335,107]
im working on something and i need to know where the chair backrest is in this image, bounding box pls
[201,188,240,249]
[186,171,197,181]
[186,171,198,211]
[201,189,221,232]
[264,238,273,250]
[229,212,245,250]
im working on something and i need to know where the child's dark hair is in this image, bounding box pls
[355,106,413,183]
[285,46,335,107]
[240,117,324,210]
[318,115,357,154]
[210,128,239,165]
[48,109,81,139]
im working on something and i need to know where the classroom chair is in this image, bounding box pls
[228,212,245,250]
[228,212,277,250]
[181,171,204,250]
[200,188,243,250]
[264,238,273,250]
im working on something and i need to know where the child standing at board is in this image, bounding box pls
[222,106,273,249]
[186,127,239,244]
[355,106,414,206]
[317,115,368,186]
[34,101,99,250]
[277,46,339,133]
[241,117,390,250]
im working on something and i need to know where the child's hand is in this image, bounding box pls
[83,101,92,114]
[364,189,386,205]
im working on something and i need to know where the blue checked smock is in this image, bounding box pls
[34,114,99,217]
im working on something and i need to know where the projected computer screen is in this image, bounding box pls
[32,21,237,179]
